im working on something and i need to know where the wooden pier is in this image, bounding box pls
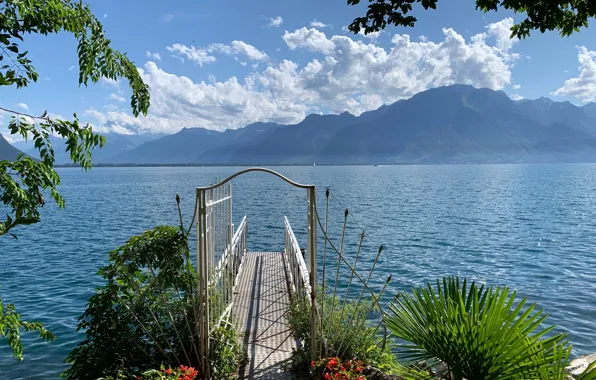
[233,252,296,379]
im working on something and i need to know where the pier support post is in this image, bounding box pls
[307,187,318,362]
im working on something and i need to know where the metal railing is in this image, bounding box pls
[284,217,311,303]
[195,168,319,377]
[196,181,248,379]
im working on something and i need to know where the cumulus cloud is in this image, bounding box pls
[166,44,216,66]
[310,20,329,28]
[265,16,283,28]
[208,41,268,61]
[342,25,382,40]
[15,103,29,111]
[510,94,523,101]
[485,17,518,52]
[100,77,119,88]
[146,50,161,60]
[553,46,596,102]
[88,19,521,135]
[359,30,381,40]
[512,84,521,90]
[283,28,335,54]
[109,93,127,102]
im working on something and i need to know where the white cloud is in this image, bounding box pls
[109,93,127,102]
[15,103,29,111]
[553,46,596,102]
[166,44,216,66]
[89,19,521,134]
[310,20,329,28]
[342,25,381,40]
[103,14,108,18]
[68,65,76,71]
[359,30,381,41]
[485,17,518,52]
[208,41,268,61]
[146,50,162,60]
[1,133,15,143]
[43,76,51,81]
[283,28,335,54]
[100,77,120,88]
[265,16,283,28]
[510,94,524,101]
[240,61,248,66]
[512,84,521,90]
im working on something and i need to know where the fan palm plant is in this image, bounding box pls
[384,277,571,380]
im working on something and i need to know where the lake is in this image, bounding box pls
[1,165,596,379]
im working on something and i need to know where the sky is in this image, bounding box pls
[3,0,596,141]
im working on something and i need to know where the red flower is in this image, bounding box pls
[163,368,173,375]
[327,357,339,369]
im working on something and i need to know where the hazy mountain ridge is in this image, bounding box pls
[0,134,25,161]
[5,84,596,164]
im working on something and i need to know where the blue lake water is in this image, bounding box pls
[1,165,596,379]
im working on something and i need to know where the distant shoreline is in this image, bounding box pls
[53,162,596,168]
[54,163,393,167]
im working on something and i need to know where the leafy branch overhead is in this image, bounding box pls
[0,0,150,237]
[347,0,595,38]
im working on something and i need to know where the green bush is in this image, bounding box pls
[209,322,242,379]
[62,226,240,380]
[384,276,572,380]
[287,291,398,375]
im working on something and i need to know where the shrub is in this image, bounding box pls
[384,276,572,380]
[99,364,199,380]
[288,292,397,374]
[62,226,240,380]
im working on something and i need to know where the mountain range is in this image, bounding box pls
[5,84,596,165]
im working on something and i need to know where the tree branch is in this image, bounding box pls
[0,106,50,122]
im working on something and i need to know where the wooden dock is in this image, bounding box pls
[233,252,297,379]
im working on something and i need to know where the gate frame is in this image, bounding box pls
[195,168,318,378]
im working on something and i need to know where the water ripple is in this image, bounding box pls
[1,164,596,378]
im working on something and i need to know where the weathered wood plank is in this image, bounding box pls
[233,252,298,379]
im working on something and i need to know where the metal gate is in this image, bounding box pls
[195,168,317,378]
[196,182,248,378]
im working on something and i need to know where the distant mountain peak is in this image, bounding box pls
[536,96,555,104]
[97,84,596,165]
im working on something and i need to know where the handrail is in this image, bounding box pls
[196,167,315,191]
[284,216,311,304]
[213,216,247,282]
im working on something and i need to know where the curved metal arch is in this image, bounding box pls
[196,167,315,191]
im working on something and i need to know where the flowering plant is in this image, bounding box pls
[311,357,366,380]
[138,365,199,380]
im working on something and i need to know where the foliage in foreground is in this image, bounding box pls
[62,226,240,380]
[384,276,572,380]
[1,0,150,238]
[1,0,150,360]
[0,296,56,360]
[100,364,199,380]
[288,292,398,375]
[312,357,366,380]
[347,0,595,39]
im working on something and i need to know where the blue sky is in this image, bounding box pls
[3,0,596,140]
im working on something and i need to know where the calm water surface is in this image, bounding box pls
[1,165,596,379]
